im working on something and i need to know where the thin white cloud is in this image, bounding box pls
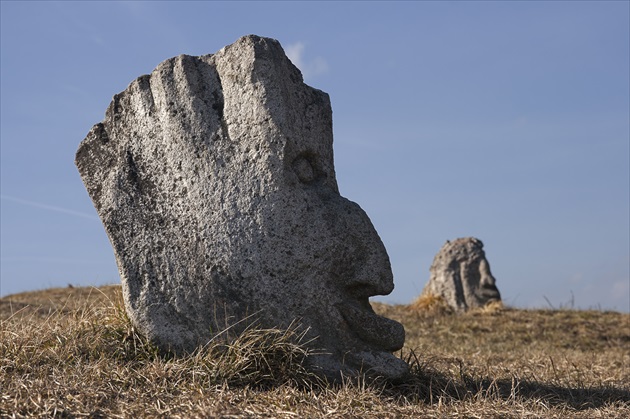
[1,195,99,221]
[285,41,329,80]
[285,42,306,70]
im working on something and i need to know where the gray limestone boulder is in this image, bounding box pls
[75,35,407,380]
[421,238,501,312]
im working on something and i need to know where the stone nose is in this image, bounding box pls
[479,274,500,297]
[478,260,499,289]
[334,198,395,298]
[348,247,394,298]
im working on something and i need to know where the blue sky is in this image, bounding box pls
[1,1,628,311]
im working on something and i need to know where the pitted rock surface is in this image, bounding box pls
[76,35,407,380]
[422,237,501,312]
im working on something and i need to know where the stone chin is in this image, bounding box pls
[282,291,408,381]
[201,258,408,381]
[333,300,408,380]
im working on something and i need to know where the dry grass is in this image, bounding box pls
[409,293,453,315]
[1,285,629,418]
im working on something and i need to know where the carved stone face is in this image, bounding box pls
[455,245,501,308]
[423,237,501,312]
[220,168,406,378]
[236,152,406,378]
[76,35,407,380]
[473,258,501,305]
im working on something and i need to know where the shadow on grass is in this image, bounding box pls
[500,380,630,410]
[384,353,630,410]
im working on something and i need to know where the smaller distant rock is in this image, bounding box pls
[420,238,501,312]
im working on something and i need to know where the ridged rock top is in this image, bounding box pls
[76,35,407,380]
[422,237,502,312]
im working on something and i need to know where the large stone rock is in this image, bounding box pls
[421,238,501,312]
[75,35,407,380]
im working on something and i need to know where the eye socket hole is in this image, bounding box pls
[293,155,316,183]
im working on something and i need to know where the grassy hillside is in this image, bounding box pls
[1,285,628,418]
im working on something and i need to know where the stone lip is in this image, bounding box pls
[337,300,405,352]
[421,237,501,312]
[76,35,407,380]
